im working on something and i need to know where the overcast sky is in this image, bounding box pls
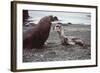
[27,10,91,25]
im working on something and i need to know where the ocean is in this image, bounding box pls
[27,10,91,25]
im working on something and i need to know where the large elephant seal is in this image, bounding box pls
[23,15,58,49]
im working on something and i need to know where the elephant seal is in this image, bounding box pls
[23,15,58,49]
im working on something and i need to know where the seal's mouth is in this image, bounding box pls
[51,21,62,31]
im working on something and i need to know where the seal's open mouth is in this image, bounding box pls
[51,21,62,31]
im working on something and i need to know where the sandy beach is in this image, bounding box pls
[23,24,91,62]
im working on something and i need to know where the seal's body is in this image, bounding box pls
[23,16,57,49]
